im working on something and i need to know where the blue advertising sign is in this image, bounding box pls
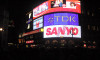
[44,13,79,26]
[33,16,43,30]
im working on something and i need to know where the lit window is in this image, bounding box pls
[88,25,90,30]
[26,45,28,48]
[93,46,96,48]
[24,39,25,43]
[93,41,96,44]
[22,39,23,43]
[19,34,21,38]
[45,40,50,44]
[18,39,21,43]
[83,41,86,43]
[61,40,66,44]
[92,26,95,30]
[92,13,94,16]
[88,46,92,48]
[27,24,30,29]
[82,10,84,14]
[52,40,58,44]
[97,26,99,31]
[29,13,32,19]
[87,11,90,15]
[84,44,86,48]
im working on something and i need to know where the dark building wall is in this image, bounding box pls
[20,0,100,48]
[80,0,100,48]
[0,4,9,51]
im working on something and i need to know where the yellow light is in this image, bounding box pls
[8,43,13,45]
[60,36,63,38]
[26,45,28,48]
[0,28,3,31]
[41,28,44,32]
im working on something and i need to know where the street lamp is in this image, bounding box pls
[0,28,3,31]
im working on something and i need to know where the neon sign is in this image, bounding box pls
[44,13,79,26]
[26,40,34,44]
[44,25,81,38]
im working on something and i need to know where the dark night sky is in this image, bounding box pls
[5,0,46,42]
[8,0,47,33]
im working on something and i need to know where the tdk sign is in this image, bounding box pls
[44,13,79,26]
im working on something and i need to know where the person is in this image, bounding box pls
[53,0,60,7]
[59,0,63,7]
[70,2,76,8]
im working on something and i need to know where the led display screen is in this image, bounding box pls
[33,24,43,30]
[51,0,80,8]
[33,1,49,19]
[33,1,81,19]
[44,25,81,38]
[33,16,43,30]
[44,13,79,26]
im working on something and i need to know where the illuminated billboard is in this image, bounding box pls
[33,16,43,30]
[44,13,79,26]
[33,1,49,19]
[33,1,81,19]
[44,25,81,38]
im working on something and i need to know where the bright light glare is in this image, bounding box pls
[41,28,44,32]
[0,28,3,31]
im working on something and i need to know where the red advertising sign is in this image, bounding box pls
[44,25,81,38]
[26,40,34,44]
[33,1,50,19]
[33,1,81,19]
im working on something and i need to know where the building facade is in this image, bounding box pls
[0,6,9,51]
[18,0,99,49]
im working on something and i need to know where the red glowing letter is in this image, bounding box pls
[46,28,51,35]
[36,22,39,28]
[58,27,65,35]
[66,27,72,35]
[52,27,57,35]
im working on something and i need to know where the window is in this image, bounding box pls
[52,40,58,44]
[92,26,95,30]
[87,11,90,15]
[82,10,84,14]
[88,25,90,30]
[97,26,99,31]
[61,40,66,44]
[92,13,94,16]
[27,24,30,29]
[93,41,96,44]
[45,40,50,44]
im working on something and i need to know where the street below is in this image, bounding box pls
[0,48,100,60]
